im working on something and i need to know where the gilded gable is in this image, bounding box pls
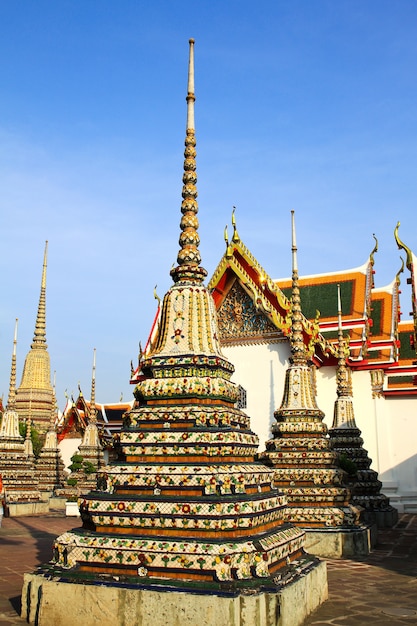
[217,280,280,343]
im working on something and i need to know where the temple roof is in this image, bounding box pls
[57,394,133,442]
[209,215,417,395]
[209,213,332,364]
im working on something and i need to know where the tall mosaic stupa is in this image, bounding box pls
[259,212,373,557]
[22,40,327,626]
[16,241,54,434]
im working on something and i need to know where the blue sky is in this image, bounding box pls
[1,1,417,410]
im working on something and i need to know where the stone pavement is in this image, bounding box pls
[0,512,416,625]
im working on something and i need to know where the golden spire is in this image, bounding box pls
[31,240,48,350]
[289,210,306,364]
[90,348,97,424]
[170,39,207,284]
[7,319,18,410]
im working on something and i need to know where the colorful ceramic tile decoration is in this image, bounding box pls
[50,40,318,590]
[0,319,43,507]
[258,213,364,530]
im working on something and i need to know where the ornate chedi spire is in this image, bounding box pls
[16,241,54,434]
[259,212,368,557]
[89,348,97,424]
[328,286,398,528]
[332,285,356,428]
[170,38,207,286]
[76,349,104,489]
[41,42,328,625]
[0,320,44,512]
[0,319,21,442]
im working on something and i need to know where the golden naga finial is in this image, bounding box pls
[231,206,240,244]
[370,233,378,267]
[307,309,321,358]
[153,285,161,306]
[170,39,207,284]
[394,221,413,271]
[224,225,233,259]
[396,256,405,285]
[224,224,229,246]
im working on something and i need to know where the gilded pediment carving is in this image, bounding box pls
[217,280,278,340]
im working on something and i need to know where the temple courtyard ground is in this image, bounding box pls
[0,512,416,626]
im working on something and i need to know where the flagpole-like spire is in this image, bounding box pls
[170,39,207,284]
[7,319,18,410]
[290,211,306,363]
[186,38,195,131]
[32,240,48,349]
[90,348,97,424]
[335,284,351,400]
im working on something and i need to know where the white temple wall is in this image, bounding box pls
[224,343,417,512]
[59,438,82,472]
[382,396,417,511]
[315,368,379,467]
[223,342,290,448]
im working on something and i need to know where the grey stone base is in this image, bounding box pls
[48,497,67,510]
[362,507,399,529]
[304,524,377,557]
[21,561,327,626]
[6,501,49,517]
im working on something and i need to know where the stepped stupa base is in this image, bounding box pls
[22,560,327,626]
[303,524,377,558]
[361,507,398,529]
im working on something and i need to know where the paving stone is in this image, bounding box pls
[1,512,417,625]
